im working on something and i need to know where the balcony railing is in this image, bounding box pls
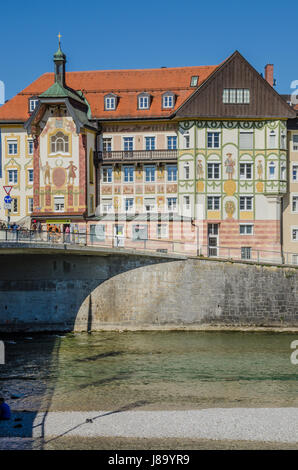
[94,149,178,164]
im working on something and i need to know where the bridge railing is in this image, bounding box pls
[0,228,298,266]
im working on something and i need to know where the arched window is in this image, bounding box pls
[269,161,276,179]
[51,132,69,153]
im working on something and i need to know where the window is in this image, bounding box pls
[184,195,190,210]
[28,169,34,183]
[207,196,220,210]
[240,196,253,211]
[207,162,220,179]
[8,140,18,155]
[123,137,134,151]
[239,132,253,149]
[207,132,220,148]
[292,228,298,241]
[102,166,112,183]
[125,198,134,212]
[54,196,64,212]
[145,166,155,182]
[90,224,105,242]
[241,247,252,260]
[157,224,168,239]
[29,99,39,112]
[293,164,298,181]
[144,198,155,212]
[184,133,190,149]
[223,88,250,104]
[103,138,112,152]
[8,169,18,184]
[124,166,134,182]
[138,94,150,109]
[293,135,298,151]
[167,165,177,181]
[269,131,276,149]
[190,76,198,87]
[145,137,155,150]
[281,132,286,150]
[102,199,113,214]
[269,162,276,179]
[167,197,177,212]
[167,136,177,150]
[28,140,34,155]
[105,95,116,110]
[184,163,190,180]
[240,163,252,180]
[240,224,254,235]
[12,198,18,214]
[292,196,298,212]
[28,198,33,213]
[162,94,174,109]
[292,254,298,265]
[280,164,286,181]
[50,132,69,153]
[132,224,148,241]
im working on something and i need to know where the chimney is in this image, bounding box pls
[265,64,274,87]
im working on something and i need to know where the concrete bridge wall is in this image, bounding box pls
[0,250,297,331]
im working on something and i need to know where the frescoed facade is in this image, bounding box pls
[0,45,295,259]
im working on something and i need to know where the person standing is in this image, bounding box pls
[0,396,11,420]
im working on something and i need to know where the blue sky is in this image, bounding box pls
[1,0,297,101]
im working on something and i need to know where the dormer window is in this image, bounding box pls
[29,98,39,113]
[162,92,175,109]
[190,76,198,87]
[104,94,117,110]
[138,93,150,110]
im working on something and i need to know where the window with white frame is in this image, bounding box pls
[102,166,112,183]
[223,88,250,104]
[7,140,18,155]
[123,137,134,151]
[167,165,177,181]
[167,136,177,150]
[29,99,39,112]
[269,131,276,149]
[28,140,34,155]
[207,196,220,210]
[292,254,298,265]
[184,195,190,210]
[162,94,174,109]
[8,169,18,184]
[207,162,220,179]
[293,164,298,181]
[269,161,276,179]
[145,136,155,150]
[125,198,134,212]
[28,169,33,183]
[157,223,168,239]
[103,138,112,152]
[144,198,155,212]
[240,196,253,211]
[12,198,18,214]
[240,224,254,235]
[293,135,298,151]
[184,133,190,149]
[184,163,190,180]
[239,131,253,149]
[292,195,298,212]
[132,224,148,241]
[145,165,155,182]
[241,247,252,260]
[105,95,116,110]
[281,131,286,149]
[138,94,150,109]
[54,195,64,212]
[190,76,198,87]
[292,227,298,241]
[50,132,69,153]
[102,198,113,214]
[239,162,253,180]
[280,163,286,181]
[28,198,34,213]
[207,132,220,148]
[167,197,177,212]
[124,166,134,182]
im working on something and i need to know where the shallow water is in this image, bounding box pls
[1,331,298,411]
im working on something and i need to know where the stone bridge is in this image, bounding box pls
[0,243,297,331]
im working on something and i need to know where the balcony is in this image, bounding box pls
[94,149,178,165]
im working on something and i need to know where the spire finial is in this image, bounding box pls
[57,32,62,48]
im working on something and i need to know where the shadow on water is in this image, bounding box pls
[76,351,124,362]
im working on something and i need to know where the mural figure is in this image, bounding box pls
[41,161,51,185]
[225,153,235,180]
[66,161,77,184]
[197,160,204,179]
[257,160,263,180]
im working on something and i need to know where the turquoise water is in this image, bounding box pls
[1,331,298,411]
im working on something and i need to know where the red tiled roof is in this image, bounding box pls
[0,65,218,122]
